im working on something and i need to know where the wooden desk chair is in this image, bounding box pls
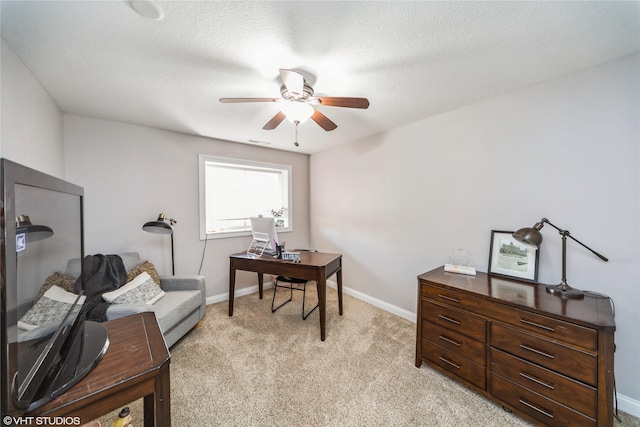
[271,250,319,320]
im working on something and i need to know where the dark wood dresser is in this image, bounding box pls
[416,266,615,427]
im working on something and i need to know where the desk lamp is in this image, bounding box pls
[512,218,608,298]
[142,213,176,275]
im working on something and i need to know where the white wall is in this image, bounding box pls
[0,38,64,177]
[310,54,640,410]
[63,115,310,299]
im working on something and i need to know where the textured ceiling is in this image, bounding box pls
[2,1,639,154]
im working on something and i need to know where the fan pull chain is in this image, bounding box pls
[294,120,300,147]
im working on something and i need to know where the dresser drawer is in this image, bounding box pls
[421,282,487,313]
[423,340,486,390]
[423,320,486,366]
[421,300,486,342]
[488,302,597,351]
[491,324,597,386]
[490,348,596,418]
[421,280,598,351]
[491,374,596,427]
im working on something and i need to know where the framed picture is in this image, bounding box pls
[488,230,539,282]
[490,277,536,308]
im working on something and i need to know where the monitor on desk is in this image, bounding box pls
[249,216,279,256]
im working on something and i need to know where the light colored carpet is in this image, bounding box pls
[96,286,640,426]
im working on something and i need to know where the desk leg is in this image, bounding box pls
[258,273,264,299]
[337,269,343,316]
[318,276,327,341]
[229,265,236,316]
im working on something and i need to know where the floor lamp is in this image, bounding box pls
[512,217,608,299]
[16,215,54,242]
[142,213,176,275]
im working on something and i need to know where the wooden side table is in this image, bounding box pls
[27,312,171,427]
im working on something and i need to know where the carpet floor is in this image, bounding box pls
[95,286,640,426]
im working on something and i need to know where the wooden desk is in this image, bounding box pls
[28,312,171,427]
[229,251,343,341]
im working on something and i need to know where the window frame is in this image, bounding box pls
[198,154,293,240]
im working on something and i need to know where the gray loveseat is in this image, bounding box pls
[65,252,206,348]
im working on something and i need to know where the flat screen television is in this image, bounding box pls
[0,159,108,416]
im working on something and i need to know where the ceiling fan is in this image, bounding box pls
[219,69,369,132]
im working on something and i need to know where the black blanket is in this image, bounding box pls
[74,254,127,322]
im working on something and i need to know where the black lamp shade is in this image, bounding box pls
[16,215,54,242]
[512,226,543,247]
[142,213,174,234]
[142,221,173,234]
[142,213,176,275]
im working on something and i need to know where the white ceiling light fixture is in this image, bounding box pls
[128,0,164,21]
[280,101,314,124]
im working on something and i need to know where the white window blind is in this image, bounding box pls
[198,155,291,239]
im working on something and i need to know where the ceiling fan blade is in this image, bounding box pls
[219,98,279,103]
[311,109,337,131]
[317,97,370,109]
[279,69,304,97]
[263,111,286,130]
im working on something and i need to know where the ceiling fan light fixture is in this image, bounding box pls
[281,101,314,124]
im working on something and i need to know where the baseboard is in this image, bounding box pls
[208,280,639,416]
[618,393,640,418]
[206,281,274,305]
[325,280,416,323]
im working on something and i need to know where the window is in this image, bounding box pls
[198,155,292,239]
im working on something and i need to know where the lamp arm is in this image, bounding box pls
[541,218,609,262]
[565,234,609,262]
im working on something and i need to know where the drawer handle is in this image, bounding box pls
[520,344,555,359]
[438,356,461,370]
[520,318,555,332]
[438,335,462,347]
[438,294,460,303]
[438,315,461,325]
[520,372,555,390]
[518,398,554,419]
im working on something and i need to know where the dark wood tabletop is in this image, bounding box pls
[229,251,343,341]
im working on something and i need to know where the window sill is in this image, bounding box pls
[200,226,292,241]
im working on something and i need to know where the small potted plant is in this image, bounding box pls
[270,207,286,227]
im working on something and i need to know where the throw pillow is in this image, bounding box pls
[19,286,86,330]
[36,271,76,301]
[126,261,162,287]
[102,272,165,305]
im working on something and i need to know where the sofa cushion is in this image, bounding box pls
[126,260,161,287]
[102,272,165,305]
[36,271,76,301]
[19,286,86,330]
[151,290,201,333]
